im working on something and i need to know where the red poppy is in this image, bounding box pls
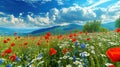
[86,38,90,41]
[18,36,20,39]
[115,28,120,33]
[3,39,8,43]
[106,47,120,62]
[72,38,77,42]
[5,48,12,54]
[7,38,10,41]
[67,48,71,51]
[62,49,67,54]
[49,48,57,56]
[24,42,28,45]
[46,32,51,36]
[79,31,83,34]
[57,35,62,39]
[9,54,17,61]
[37,42,41,46]
[1,52,6,57]
[69,34,73,38]
[45,35,50,40]
[10,42,15,47]
[74,33,78,37]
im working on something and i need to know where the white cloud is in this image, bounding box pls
[99,0,120,22]
[56,0,64,5]
[41,0,52,4]
[10,15,19,24]
[88,0,110,9]
[0,12,6,15]
[87,0,94,4]
[0,14,24,27]
[27,13,51,26]
[0,12,52,27]
[49,5,97,23]
[108,1,120,12]
[59,23,70,26]
[0,0,120,27]
[48,4,119,24]
[49,8,59,21]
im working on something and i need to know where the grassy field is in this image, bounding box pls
[0,31,120,67]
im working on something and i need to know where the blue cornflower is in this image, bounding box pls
[0,59,3,64]
[75,41,78,46]
[73,56,76,61]
[80,53,85,58]
[80,44,86,48]
[6,64,12,67]
[16,56,20,62]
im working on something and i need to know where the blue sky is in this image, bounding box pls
[0,0,119,28]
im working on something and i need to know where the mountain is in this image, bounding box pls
[0,27,14,35]
[0,27,38,36]
[30,26,61,34]
[0,22,116,36]
[29,22,116,35]
[101,22,115,30]
[29,23,83,35]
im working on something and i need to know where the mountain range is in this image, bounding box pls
[0,22,116,36]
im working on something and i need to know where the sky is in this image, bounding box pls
[0,0,120,28]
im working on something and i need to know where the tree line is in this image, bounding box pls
[82,17,120,32]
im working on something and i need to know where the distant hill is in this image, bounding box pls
[29,22,116,35]
[0,27,14,35]
[29,23,83,35]
[0,22,116,36]
[0,27,38,36]
[101,22,116,30]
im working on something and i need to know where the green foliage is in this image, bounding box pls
[74,29,80,33]
[99,27,109,32]
[83,20,108,32]
[115,16,120,28]
[83,20,101,32]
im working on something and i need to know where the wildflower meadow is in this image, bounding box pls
[0,29,120,67]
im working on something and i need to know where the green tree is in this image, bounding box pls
[115,16,120,28]
[83,20,101,32]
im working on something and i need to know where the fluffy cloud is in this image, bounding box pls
[49,5,98,24]
[0,12,6,16]
[108,1,120,12]
[26,13,52,26]
[0,13,26,27]
[103,0,120,22]
[48,2,120,24]
[0,0,120,27]
[0,12,53,27]
[88,0,110,9]
[87,0,94,4]
[56,0,64,5]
